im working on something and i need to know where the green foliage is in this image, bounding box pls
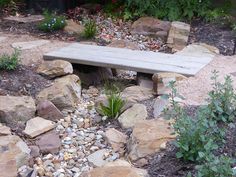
[196,155,234,177]
[124,0,213,20]
[99,93,125,119]
[82,19,97,39]
[38,11,66,32]
[173,105,218,162]
[207,71,236,123]
[0,50,20,70]
[168,72,236,163]
[0,0,10,7]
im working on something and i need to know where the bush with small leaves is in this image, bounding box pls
[207,71,236,123]
[196,155,234,177]
[82,19,97,39]
[38,11,66,32]
[0,50,20,70]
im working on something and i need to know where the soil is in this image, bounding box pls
[189,19,235,56]
[0,65,51,98]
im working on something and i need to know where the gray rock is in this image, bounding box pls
[153,97,169,118]
[0,135,30,177]
[87,149,110,167]
[0,96,36,127]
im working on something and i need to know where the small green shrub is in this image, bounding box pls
[99,93,125,119]
[196,155,234,177]
[207,71,236,123]
[0,50,20,70]
[174,110,219,162]
[82,19,97,39]
[38,11,66,32]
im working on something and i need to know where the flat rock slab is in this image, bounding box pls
[0,37,7,42]
[88,149,110,167]
[4,15,44,23]
[11,40,50,50]
[23,117,55,138]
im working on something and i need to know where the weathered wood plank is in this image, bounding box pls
[44,43,213,76]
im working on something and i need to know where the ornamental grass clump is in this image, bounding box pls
[81,19,97,39]
[99,82,125,119]
[38,11,66,32]
[0,49,20,70]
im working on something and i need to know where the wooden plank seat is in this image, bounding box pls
[43,43,213,77]
[44,43,215,95]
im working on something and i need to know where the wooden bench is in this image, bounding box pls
[43,43,213,77]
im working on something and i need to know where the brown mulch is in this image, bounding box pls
[0,65,51,98]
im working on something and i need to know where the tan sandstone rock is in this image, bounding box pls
[23,117,55,138]
[105,128,127,154]
[37,60,73,79]
[131,17,171,40]
[167,21,190,51]
[81,160,149,177]
[118,104,147,129]
[152,72,187,95]
[37,74,81,110]
[64,19,85,35]
[128,119,176,161]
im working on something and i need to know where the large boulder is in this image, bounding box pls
[81,160,149,177]
[118,104,147,129]
[37,60,73,79]
[128,119,176,161]
[167,21,191,51]
[36,100,64,121]
[0,96,36,127]
[131,17,171,40]
[37,74,81,110]
[0,135,31,177]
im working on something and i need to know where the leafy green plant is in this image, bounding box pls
[38,11,66,32]
[82,19,97,39]
[207,71,236,123]
[196,155,234,177]
[124,0,213,20]
[174,110,219,162]
[0,49,20,70]
[99,93,125,119]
